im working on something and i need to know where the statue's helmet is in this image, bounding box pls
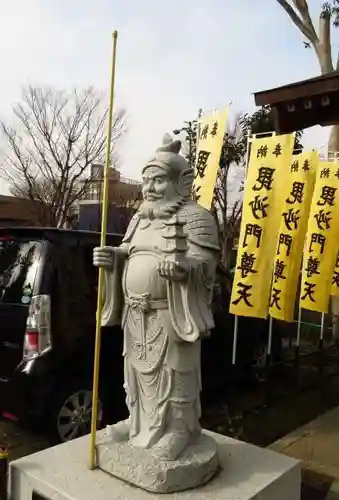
[142,134,195,198]
[142,134,190,177]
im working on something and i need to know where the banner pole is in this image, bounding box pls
[320,312,325,341]
[296,303,302,347]
[231,315,238,365]
[89,30,119,471]
[267,316,273,356]
[232,126,251,365]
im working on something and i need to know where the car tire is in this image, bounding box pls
[48,381,107,444]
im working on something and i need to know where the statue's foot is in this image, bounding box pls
[107,418,130,443]
[151,432,191,461]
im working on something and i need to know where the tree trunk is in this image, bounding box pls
[327,124,339,158]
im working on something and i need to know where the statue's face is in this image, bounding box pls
[142,166,177,203]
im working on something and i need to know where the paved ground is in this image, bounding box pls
[270,407,339,500]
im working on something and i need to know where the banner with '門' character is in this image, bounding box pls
[193,109,228,210]
[269,152,318,322]
[230,133,295,319]
[300,161,339,313]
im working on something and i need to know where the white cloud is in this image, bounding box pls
[0,0,335,194]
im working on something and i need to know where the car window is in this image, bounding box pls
[51,242,98,344]
[0,237,41,304]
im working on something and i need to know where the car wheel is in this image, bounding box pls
[50,385,105,443]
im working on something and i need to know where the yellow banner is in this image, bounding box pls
[331,250,339,297]
[230,133,295,318]
[193,109,228,209]
[300,161,339,312]
[269,152,317,322]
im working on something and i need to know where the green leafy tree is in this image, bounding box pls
[241,105,303,153]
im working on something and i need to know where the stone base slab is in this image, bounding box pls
[9,429,301,500]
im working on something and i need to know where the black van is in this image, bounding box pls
[0,227,268,442]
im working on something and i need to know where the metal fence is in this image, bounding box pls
[239,306,339,413]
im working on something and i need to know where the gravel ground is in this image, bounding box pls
[0,420,50,461]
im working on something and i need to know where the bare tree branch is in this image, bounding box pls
[292,0,319,41]
[276,0,334,73]
[212,114,246,267]
[0,85,127,227]
[276,0,318,42]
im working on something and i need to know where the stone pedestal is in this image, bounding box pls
[97,430,219,493]
[8,430,301,500]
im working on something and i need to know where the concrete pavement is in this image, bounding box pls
[270,406,339,499]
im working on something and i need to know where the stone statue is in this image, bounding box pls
[93,135,220,493]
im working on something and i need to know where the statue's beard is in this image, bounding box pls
[138,194,185,219]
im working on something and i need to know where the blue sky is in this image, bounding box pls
[0,0,337,193]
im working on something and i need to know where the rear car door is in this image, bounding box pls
[0,235,43,379]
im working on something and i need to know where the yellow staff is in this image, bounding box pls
[89,30,118,471]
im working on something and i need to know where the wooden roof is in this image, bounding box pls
[253,72,339,133]
[254,72,339,106]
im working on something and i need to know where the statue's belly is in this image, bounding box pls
[124,252,167,299]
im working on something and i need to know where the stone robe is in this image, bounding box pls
[101,200,220,451]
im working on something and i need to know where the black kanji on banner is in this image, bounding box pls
[333,253,339,288]
[277,233,292,256]
[305,256,320,278]
[243,223,263,249]
[232,282,253,307]
[200,124,209,140]
[272,143,282,157]
[249,195,268,220]
[273,259,287,283]
[301,281,316,302]
[270,288,282,310]
[290,160,299,173]
[256,145,268,159]
[253,167,274,191]
[237,252,257,279]
[302,159,310,171]
[317,186,337,207]
[314,209,332,231]
[309,233,326,254]
[320,167,330,179]
[286,181,304,204]
[210,121,218,136]
[195,150,210,179]
[282,208,300,231]
[192,185,201,202]
[333,271,339,288]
